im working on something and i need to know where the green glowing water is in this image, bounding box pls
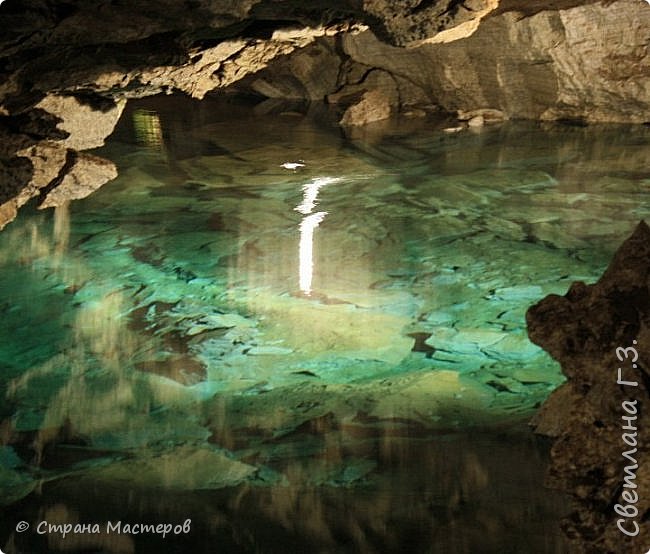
[1,95,649,553]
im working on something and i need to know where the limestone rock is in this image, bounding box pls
[361,0,499,46]
[38,152,118,209]
[0,139,68,228]
[328,68,399,108]
[248,37,342,101]
[458,108,507,124]
[0,6,353,224]
[0,153,34,205]
[36,94,127,150]
[342,1,650,123]
[0,201,17,231]
[527,221,650,552]
[0,93,123,227]
[340,90,392,127]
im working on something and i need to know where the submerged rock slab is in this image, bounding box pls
[527,221,650,552]
[88,445,257,490]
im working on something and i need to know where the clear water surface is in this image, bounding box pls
[1,95,649,553]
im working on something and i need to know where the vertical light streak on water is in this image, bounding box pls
[298,211,327,295]
[294,177,339,295]
[295,177,338,216]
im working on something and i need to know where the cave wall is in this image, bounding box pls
[340,0,650,123]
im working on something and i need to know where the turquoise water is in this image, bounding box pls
[1,95,649,553]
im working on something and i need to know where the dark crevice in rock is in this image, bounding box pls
[494,0,604,19]
[63,92,120,113]
[1,109,68,141]
[407,332,436,357]
[249,0,363,27]
[0,156,33,206]
[409,0,441,15]
[411,0,474,20]
[46,0,80,21]
[242,19,313,39]
[179,18,317,50]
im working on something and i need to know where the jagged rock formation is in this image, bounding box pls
[0,0,649,223]
[0,94,124,226]
[527,221,650,553]
[339,1,650,123]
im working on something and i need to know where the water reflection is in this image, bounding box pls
[298,210,327,295]
[132,109,164,149]
[2,428,568,554]
[1,94,649,553]
[295,176,340,295]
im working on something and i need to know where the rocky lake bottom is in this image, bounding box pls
[1,95,649,553]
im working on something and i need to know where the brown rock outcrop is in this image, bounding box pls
[35,94,126,150]
[527,221,650,552]
[38,152,118,209]
[342,0,650,123]
[340,89,392,126]
[0,104,121,228]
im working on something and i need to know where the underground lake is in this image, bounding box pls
[0,93,649,553]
